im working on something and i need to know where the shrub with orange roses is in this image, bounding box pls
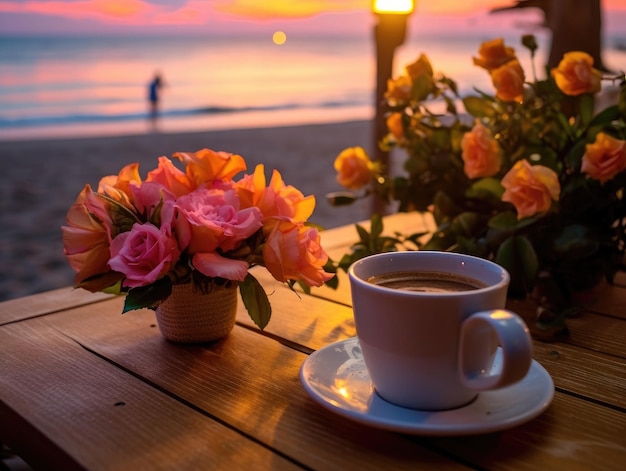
[332,35,626,336]
[62,148,333,329]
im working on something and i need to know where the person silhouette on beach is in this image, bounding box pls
[148,71,165,120]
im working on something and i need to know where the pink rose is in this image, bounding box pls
[109,222,181,288]
[62,185,122,291]
[581,132,626,184]
[501,160,560,219]
[461,122,502,179]
[175,184,263,254]
[130,181,176,223]
[192,252,250,281]
[263,220,334,287]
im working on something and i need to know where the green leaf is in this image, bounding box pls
[431,127,451,149]
[324,275,339,290]
[433,191,461,223]
[421,225,457,251]
[100,194,141,235]
[579,94,595,126]
[495,235,538,297]
[462,96,496,118]
[467,177,504,200]
[564,139,587,169]
[455,235,486,257]
[123,277,172,313]
[619,85,626,119]
[355,223,370,246]
[411,74,434,101]
[488,211,518,230]
[553,225,599,259]
[587,104,620,129]
[240,273,272,330]
[451,212,482,237]
[102,280,123,295]
[370,213,383,239]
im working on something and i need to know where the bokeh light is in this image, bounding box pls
[272,31,287,45]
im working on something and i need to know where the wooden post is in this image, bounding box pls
[372,13,410,215]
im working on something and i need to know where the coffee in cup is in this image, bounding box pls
[367,270,487,292]
[348,251,532,411]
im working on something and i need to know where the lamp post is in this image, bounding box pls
[372,0,415,214]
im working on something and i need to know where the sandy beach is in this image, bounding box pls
[0,120,377,302]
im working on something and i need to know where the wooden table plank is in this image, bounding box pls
[37,301,469,471]
[507,297,626,359]
[0,319,301,471]
[0,287,113,325]
[424,393,626,471]
[29,296,625,471]
[532,342,626,409]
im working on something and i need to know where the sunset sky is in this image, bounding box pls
[1,0,625,37]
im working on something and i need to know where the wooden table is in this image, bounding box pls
[1,213,625,470]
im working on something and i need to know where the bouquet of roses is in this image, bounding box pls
[62,148,333,329]
[332,36,626,335]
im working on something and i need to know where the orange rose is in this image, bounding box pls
[172,148,247,188]
[334,146,378,191]
[461,122,502,179]
[491,60,525,103]
[145,157,193,198]
[473,38,517,71]
[62,185,122,291]
[551,51,602,96]
[263,220,334,287]
[98,163,141,205]
[235,164,316,234]
[581,132,626,184]
[386,112,405,142]
[384,75,412,103]
[501,160,560,219]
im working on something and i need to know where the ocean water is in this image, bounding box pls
[1,32,624,140]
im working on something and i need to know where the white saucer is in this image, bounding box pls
[300,337,554,436]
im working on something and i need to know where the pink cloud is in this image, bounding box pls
[0,0,154,22]
[0,0,214,25]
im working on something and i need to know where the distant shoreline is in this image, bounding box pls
[0,105,374,143]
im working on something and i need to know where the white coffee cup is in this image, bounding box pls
[348,251,532,410]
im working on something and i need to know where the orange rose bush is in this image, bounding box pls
[63,148,333,329]
[331,36,626,335]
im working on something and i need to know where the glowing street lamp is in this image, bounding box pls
[373,0,414,14]
[372,0,415,214]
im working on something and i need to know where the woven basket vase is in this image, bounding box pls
[155,282,238,343]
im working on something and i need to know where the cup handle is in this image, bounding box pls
[459,309,532,390]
